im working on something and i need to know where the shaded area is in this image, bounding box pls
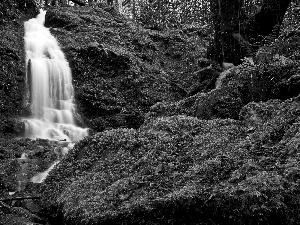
[0,0,38,137]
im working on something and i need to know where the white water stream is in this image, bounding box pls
[30,160,59,183]
[21,10,88,184]
[23,10,88,142]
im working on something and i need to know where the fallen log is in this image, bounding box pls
[0,196,40,201]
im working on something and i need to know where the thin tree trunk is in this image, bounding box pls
[209,0,246,65]
[132,0,136,20]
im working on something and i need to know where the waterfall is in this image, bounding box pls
[23,10,88,142]
[30,161,59,183]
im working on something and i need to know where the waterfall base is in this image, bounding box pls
[23,118,88,142]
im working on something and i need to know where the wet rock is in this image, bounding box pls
[41,6,207,132]
[0,0,38,137]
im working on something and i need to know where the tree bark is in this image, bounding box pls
[208,0,292,65]
[208,0,249,65]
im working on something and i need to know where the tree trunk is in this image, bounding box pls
[208,0,249,65]
[208,0,292,65]
[132,0,137,20]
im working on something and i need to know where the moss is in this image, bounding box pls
[39,94,300,224]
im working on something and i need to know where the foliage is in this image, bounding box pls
[36,0,299,42]
[282,1,300,33]
[41,103,300,224]
[136,0,211,29]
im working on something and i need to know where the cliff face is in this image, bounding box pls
[0,0,38,135]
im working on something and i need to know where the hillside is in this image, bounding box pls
[1,1,300,224]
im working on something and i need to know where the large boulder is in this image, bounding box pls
[40,95,300,224]
[41,116,247,224]
[43,6,208,132]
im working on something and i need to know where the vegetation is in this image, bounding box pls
[1,0,300,224]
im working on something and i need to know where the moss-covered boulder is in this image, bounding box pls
[40,95,300,224]
[41,116,247,224]
[43,5,207,132]
[147,53,300,121]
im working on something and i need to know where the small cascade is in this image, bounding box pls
[23,9,88,142]
[30,161,59,183]
[15,153,30,193]
[30,142,73,183]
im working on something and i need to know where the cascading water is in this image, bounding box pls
[23,10,88,142]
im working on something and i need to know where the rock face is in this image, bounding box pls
[43,5,208,132]
[0,0,38,136]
